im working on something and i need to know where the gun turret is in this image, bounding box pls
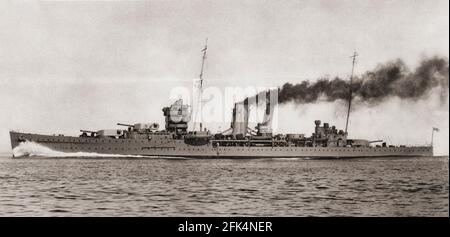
[80,130,97,134]
[117,123,134,127]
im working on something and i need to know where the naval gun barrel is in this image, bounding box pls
[369,140,383,143]
[117,123,134,127]
[80,130,96,134]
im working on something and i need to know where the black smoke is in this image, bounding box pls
[278,57,449,106]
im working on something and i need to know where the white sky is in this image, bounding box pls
[0,0,448,154]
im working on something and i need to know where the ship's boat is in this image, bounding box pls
[184,131,211,146]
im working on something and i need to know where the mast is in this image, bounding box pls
[195,38,208,131]
[431,128,434,147]
[431,127,439,147]
[345,51,358,135]
[199,38,208,84]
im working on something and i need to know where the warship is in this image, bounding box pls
[10,45,433,158]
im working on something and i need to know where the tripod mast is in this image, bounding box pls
[195,38,208,131]
[345,51,358,135]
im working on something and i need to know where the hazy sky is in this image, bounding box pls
[0,0,448,154]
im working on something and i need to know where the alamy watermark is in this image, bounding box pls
[167,78,279,131]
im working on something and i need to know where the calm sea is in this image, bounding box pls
[0,155,448,216]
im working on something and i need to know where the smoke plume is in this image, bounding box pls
[278,57,449,106]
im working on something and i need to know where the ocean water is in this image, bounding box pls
[0,154,448,217]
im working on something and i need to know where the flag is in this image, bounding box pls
[433,127,440,132]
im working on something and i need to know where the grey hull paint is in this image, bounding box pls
[10,131,433,158]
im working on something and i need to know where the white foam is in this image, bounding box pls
[12,141,146,158]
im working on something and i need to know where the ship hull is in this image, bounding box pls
[10,131,433,158]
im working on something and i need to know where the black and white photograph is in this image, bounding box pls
[0,0,448,228]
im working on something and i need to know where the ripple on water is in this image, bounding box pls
[49,209,70,213]
[0,156,447,216]
[315,186,329,190]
